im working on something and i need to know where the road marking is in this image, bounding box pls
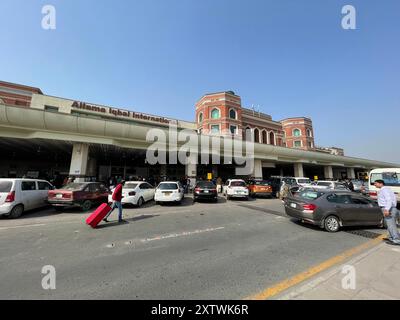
[245,234,385,300]
[141,227,225,242]
[0,223,46,230]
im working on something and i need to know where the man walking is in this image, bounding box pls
[104,180,125,223]
[375,179,400,245]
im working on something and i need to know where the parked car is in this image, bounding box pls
[223,179,249,200]
[284,189,383,232]
[268,176,297,198]
[247,179,273,198]
[294,177,312,187]
[0,178,54,219]
[193,181,218,202]
[154,181,184,204]
[108,181,155,207]
[48,182,109,211]
[310,180,349,191]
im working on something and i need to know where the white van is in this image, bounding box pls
[294,177,311,187]
[0,179,54,218]
[368,168,400,203]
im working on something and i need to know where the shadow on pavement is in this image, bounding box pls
[96,214,160,229]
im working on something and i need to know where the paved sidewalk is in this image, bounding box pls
[277,241,400,300]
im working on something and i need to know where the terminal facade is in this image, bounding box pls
[0,80,395,187]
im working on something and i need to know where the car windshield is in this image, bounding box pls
[158,183,178,190]
[196,182,215,188]
[298,190,324,200]
[231,181,246,187]
[62,183,86,191]
[0,181,12,193]
[370,172,400,187]
[297,179,310,184]
[124,183,138,189]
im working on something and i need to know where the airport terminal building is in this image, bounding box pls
[0,80,396,186]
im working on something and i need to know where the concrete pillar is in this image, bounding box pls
[185,163,197,187]
[324,165,333,180]
[253,159,263,179]
[69,143,89,182]
[347,167,356,179]
[294,163,304,177]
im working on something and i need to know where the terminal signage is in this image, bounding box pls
[71,101,170,124]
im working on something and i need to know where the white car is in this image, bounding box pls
[310,180,349,190]
[294,177,312,187]
[154,181,184,204]
[0,178,54,218]
[223,179,249,200]
[108,181,155,207]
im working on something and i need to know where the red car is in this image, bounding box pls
[48,182,109,211]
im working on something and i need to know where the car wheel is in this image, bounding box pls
[324,215,340,232]
[9,204,24,219]
[81,200,92,211]
[137,197,144,207]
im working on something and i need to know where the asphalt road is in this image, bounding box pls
[0,196,385,299]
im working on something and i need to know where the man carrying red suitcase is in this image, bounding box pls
[103,180,125,223]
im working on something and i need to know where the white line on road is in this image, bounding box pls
[0,223,46,230]
[140,227,225,243]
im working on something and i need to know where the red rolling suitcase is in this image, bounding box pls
[86,203,112,228]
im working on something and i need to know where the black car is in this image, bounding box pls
[193,181,218,202]
[284,189,383,232]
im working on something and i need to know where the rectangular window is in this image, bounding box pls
[294,141,302,148]
[230,125,237,134]
[210,125,220,133]
[44,105,59,113]
[21,181,36,191]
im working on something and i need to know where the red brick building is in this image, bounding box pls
[195,91,316,151]
[0,81,42,107]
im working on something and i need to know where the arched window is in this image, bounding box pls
[269,131,275,145]
[198,112,203,123]
[307,129,312,137]
[262,130,267,144]
[293,129,301,137]
[254,128,260,143]
[229,109,236,119]
[211,108,220,119]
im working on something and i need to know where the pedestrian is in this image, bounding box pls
[216,177,222,193]
[346,179,355,192]
[103,180,125,223]
[374,179,400,245]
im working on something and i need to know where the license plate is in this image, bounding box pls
[56,194,63,199]
[204,190,209,193]
[290,203,297,208]
[163,192,172,196]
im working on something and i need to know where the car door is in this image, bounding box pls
[20,181,37,210]
[137,183,147,200]
[37,181,53,208]
[349,195,382,225]
[145,183,155,201]
[326,193,355,225]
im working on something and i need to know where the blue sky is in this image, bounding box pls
[1,0,399,163]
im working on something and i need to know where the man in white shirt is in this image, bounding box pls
[375,179,400,245]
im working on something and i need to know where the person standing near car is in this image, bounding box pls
[103,180,125,223]
[375,179,400,245]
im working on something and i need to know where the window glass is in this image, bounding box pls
[158,183,178,190]
[293,129,301,137]
[211,109,220,119]
[299,190,324,200]
[327,194,352,204]
[230,125,237,134]
[124,183,138,189]
[198,113,203,122]
[370,172,400,187]
[0,181,13,192]
[350,197,371,205]
[211,125,220,133]
[230,181,246,187]
[139,183,147,189]
[229,109,236,119]
[38,182,52,190]
[294,141,302,147]
[21,181,36,191]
